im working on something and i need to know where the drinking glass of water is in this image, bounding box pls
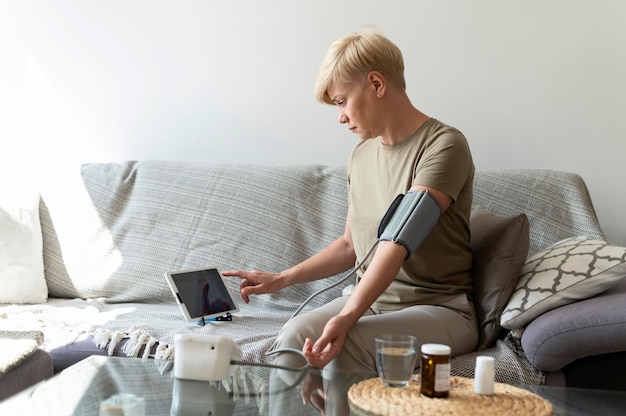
[375,334,418,388]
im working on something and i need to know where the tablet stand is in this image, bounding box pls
[195,313,233,326]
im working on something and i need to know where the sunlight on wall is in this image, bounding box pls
[20,56,113,168]
[2,0,625,245]
[37,164,125,295]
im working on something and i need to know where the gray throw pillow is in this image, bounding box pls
[471,207,530,350]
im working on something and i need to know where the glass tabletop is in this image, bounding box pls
[520,383,626,416]
[0,355,371,416]
[1,355,625,416]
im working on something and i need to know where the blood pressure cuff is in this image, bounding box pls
[377,190,441,259]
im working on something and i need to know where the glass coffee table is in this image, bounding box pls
[0,355,348,415]
[1,355,625,415]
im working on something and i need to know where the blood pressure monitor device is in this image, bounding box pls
[174,334,242,382]
[165,267,239,325]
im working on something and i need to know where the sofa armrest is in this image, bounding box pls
[521,277,626,372]
[0,349,53,401]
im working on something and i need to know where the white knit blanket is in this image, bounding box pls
[89,300,290,363]
[0,295,332,365]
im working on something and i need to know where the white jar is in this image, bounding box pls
[474,356,495,395]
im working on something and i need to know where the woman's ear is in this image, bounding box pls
[368,71,386,98]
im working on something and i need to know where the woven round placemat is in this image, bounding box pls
[348,377,553,416]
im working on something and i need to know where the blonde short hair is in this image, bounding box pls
[314,28,406,105]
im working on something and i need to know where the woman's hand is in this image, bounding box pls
[302,315,353,368]
[221,269,285,303]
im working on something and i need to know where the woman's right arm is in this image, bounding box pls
[222,218,356,303]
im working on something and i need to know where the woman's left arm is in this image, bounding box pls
[410,185,452,213]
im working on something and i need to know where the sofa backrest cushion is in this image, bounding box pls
[42,161,348,305]
[40,163,605,305]
[472,169,605,256]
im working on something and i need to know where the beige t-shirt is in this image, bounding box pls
[347,118,474,310]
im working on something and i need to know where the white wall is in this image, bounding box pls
[2,0,625,245]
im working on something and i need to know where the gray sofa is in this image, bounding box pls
[1,161,625,400]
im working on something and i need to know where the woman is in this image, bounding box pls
[222,28,478,376]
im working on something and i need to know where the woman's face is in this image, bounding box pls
[327,78,380,140]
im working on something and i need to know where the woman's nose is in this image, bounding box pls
[338,112,348,124]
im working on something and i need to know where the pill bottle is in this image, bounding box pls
[420,343,451,398]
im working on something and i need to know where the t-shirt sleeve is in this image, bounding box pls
[412,128,473,202]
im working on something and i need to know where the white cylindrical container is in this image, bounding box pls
[474,356,495,395]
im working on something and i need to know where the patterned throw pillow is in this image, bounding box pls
[500,236,626,330]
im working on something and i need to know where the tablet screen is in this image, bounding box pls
[165,267,239,322]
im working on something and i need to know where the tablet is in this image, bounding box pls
[165,267,239,323]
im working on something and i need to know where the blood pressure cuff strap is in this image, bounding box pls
[377,190,441,259]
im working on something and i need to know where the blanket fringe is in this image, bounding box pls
[143,336,158,359]
[122,330,150,358]
[92,329,112,350]
[91,326,173,360]
[155,343,175,360]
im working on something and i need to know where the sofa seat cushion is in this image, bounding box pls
[521,277,626,371]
